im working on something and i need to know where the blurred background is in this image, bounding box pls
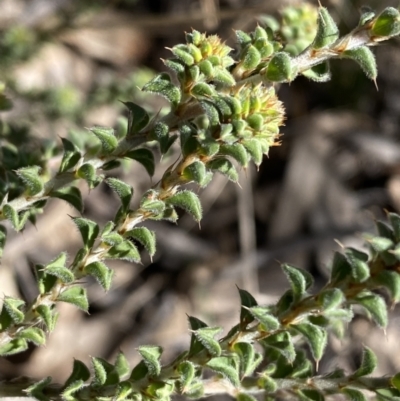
[1,0,400,395]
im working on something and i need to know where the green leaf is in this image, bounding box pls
[213,68,236,86]
[242,139,263,166]
[72,217,99,249]
[126,227,156,259]
[374,270,400,303]
[219,143,249,167]
[150,122,177,155]
[343,46,377,80]
[372,7,400,38]
[130,360,149,381]
[207,158,239,182]
[16,166,43,196]
[199,100,220,127]
[392,372,400,391]
[184,380,204,398]
[182,161,208,187]
[206,356,240,387]
[101,232,123,246]
[90,127,118,154]
[317,288,344,311]
[64,359,91,389]
[248,306,280,331]
[137,345,163,376]
[178,361,196,392]
[106,177,133,211]
[57,286,89,312]
[164,58,185,75]
[355,292,388,328]
[0,225,6,259]
[49,186,83,213]
[302,62,331,82]
[342,388,368,401]
[389,213,400,241]
[261,331,296,364]
[123,101,150,135]
[3,296,25,324]
[62,380,86,401]
[260,375,278,393]
[282,264,314,302]
[25,377,52,401]
[293,322,327,362]
[0,338,28,356]
[242,45,261,70]
[191,82,216,98]
[313,7,339,49]
[2,204,19,231]
[106,240,141,263]
[171,44,195,66]
[76,163,100,189]
[234,342,261,377]
[345,248,370,283]
[238,287,258,328]
[18,327,46,346]
[59,137,81,173]
[101,221,115,237]
[330,251,353,283]
[44,264,74,284]
[36,305,58,332]
[142,72,181,108]
[166,190,202,222]
[116,381,134,401]
[115,352,130,380]
[193,327,222,357]
[125,148,155,177]
[84,261,113,291]
[188,316,208,356]
[265,52,292,82]
[298,389,324,401]
[353,347,377,378]
[92,357,119,386]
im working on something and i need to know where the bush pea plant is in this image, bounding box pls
[1,3,400,400]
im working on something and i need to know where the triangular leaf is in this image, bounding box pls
[125,148,155,177]
[64,359,91,389]
[282,264,314,302]
[137,345,163,376]
[293,322,327,362]
[238,287,258,328]
[59,138,81,173]
[106,177,133,211]
[355,292,388,328]
[84,261,113,291]
[57,286,89,312]
[206,356,240,387]
[193,327,222,357]
[126,227,156,258]
[18,327,46,346]
[207,157,238,182]
[248,306,280,332]
[0,338,28,356]
[49,186,83,213]
[123,101,150,136]
[16,166,43,196]
[353,347,377,378]
[72,217,99,249]
[90,127,118,154]
[36,305,58,332]
[166,190,202,222]
[142,73,181,108]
